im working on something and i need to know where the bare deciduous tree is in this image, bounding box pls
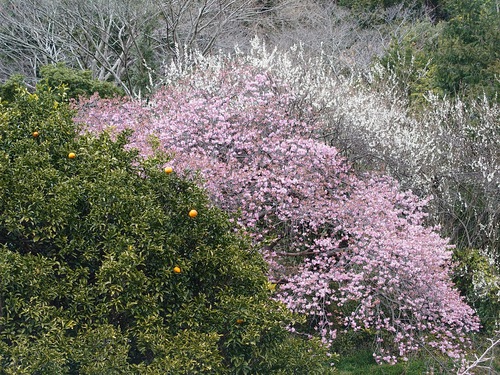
[0,0,274,95]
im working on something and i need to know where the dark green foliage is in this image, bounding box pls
[0,83,335,373]
[452,248,500,331]
[0,75,25,104]
[433,0,500,99]
[39,63,124,100]
[336,349,435,374]
[381,0,500,102]
[379,20,443,104]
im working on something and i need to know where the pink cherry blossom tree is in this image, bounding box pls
[75,60,480,365]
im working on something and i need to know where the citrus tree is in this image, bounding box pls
[76,60,480,365]
[0,81,335,374]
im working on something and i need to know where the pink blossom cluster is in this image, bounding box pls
[279,177,480,361]
[75,62,480,362]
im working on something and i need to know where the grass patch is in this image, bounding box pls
[336,350,432,375]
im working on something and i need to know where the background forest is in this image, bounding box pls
[0,0,499,374]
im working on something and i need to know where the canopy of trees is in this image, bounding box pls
[2,0,496,101]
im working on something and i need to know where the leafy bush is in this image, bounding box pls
[336,349,430,374]
[378,20,443,104]
[39,63,124,100]
[0,81,335,373]
[380,0,500,102]
[433,0,500,99]
[0,74,25,104]
[453,248,500,331]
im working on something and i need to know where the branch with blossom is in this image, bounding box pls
[459,333,500,374]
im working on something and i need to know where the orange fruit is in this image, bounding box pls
[188,209,198,218]
[32,131,39,138]
[173,266,181,273]
[236,319,244,324]
[164,166,173,174]
[68,152,76,159]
